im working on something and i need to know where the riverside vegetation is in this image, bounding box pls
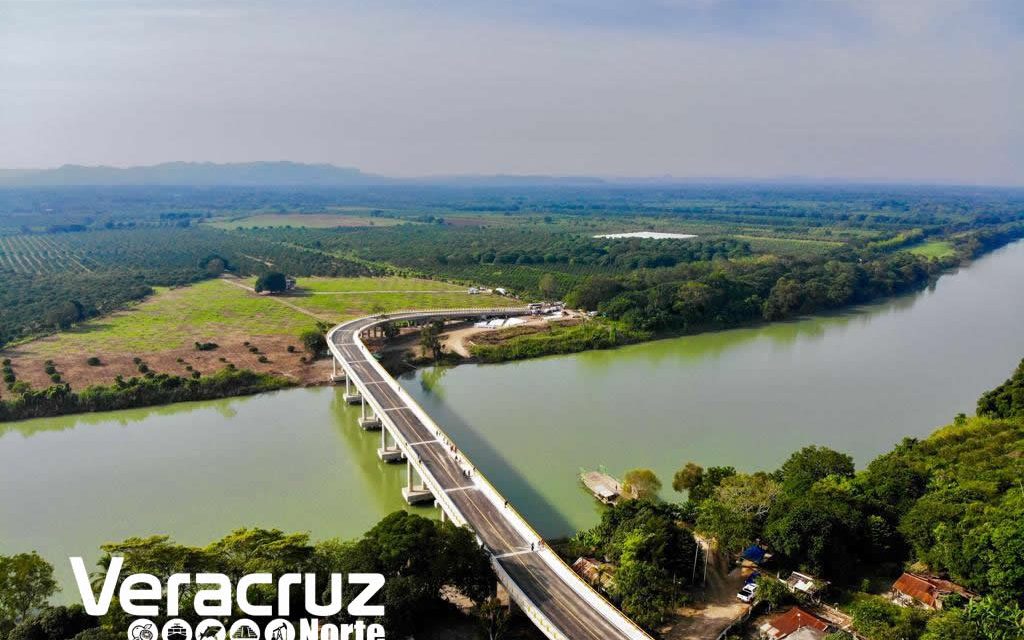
[0,367,293,422]
[575,358,1024,639]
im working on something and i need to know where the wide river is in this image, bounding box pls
[3,240,1024,594]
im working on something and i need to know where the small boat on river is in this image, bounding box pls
[580,468,624,505]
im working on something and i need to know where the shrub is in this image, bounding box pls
[185,365,193,371]
[137,364,149,373]
[300,328,327,356]
[191,371,201,379]
[10,381,30,394]
[194,342,218,351]
[3,372,14,384]
[287,345,296,353]
[50,373,62,383]
[218,357,227,362]
[44,364,57,375]
[87,357,102,366]
[132,357,142,364]
[1,358,10,366]
[248,346,259,353]
[176,357,184,363]
[257,355,269,363]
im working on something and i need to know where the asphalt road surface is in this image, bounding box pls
[332,311,644,640]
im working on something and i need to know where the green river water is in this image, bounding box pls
[3,240,1024,595]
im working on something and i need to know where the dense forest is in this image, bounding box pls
[567,248,942,330]
[978,358,1024,420]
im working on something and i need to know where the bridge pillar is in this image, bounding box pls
[330,358,345,384]
[343,376,361,404]
[402,462,433,505]
[359,399,381,430]
[377,427,404,463]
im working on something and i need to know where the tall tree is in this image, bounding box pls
[0,552,58,631]
[623,468,662,501]
[255,272,288,293]
[419,321,445,360]
[538,273,559,299]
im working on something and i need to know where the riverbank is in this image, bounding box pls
[0,366,294,422]
[4,235,1022,421]
[434,230,1024,365]
[399,238,1024,538]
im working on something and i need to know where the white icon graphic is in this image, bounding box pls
[264,620,294,640]
[195,620,226,640]
[162,620,193,640]
[127,619,156,640]
[229,620,260,640]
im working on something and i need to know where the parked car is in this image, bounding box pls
[737,582,758,603]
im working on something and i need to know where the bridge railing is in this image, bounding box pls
[329,309,653,640]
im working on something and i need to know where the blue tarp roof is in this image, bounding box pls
[742,545,766,563]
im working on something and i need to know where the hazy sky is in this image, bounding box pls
[2,0,1022,184]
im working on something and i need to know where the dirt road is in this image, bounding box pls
[665,544,751,640]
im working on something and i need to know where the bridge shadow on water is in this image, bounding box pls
[398,371,577,538]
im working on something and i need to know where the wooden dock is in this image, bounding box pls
[581,470,623,505]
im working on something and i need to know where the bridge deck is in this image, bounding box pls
[329,310,649,640]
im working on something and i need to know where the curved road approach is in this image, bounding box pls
[327,309,652,640]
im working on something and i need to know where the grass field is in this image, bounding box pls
[9,276,516,357]
[19,280,314,355]
[283,276,516,317]
[908,240,956,259]
[733,235,845,256]
[206,213,408,229]
[295,276,468,293]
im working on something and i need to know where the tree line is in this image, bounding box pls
[562,226,1024,333]
[0,367,293,422]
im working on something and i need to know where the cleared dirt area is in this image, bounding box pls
[1,335,330,396]
[662,545,751,640]
[0,274,514,399]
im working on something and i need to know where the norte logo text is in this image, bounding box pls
[71,557,387,640]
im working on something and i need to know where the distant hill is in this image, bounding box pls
[0,161,388,186]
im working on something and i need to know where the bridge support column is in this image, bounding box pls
[359,400,381,430]
[330,358,345,384]
[343,376,361,404]
[402,463,433,505]
[377,427,404,462]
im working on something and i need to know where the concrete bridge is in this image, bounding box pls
[327,309,653,640]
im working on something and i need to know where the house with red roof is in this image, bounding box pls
[758,606,832,639]
[888,572,976,610]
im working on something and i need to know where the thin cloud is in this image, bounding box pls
[0,0,1021,184]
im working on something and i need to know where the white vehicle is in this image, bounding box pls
[736,582,758,603]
